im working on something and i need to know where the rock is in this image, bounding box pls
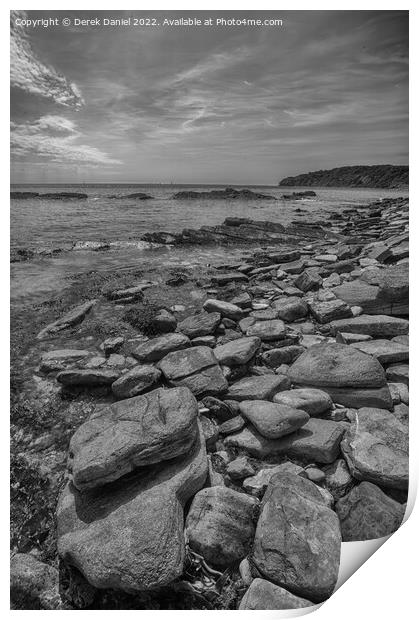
[178,312,221,338]
[213,336,260,366]
[191,335,216,347]
[335,332,372,344]
[330,314,409,338]
[261,345,304,367]
[251,473,341,602]
[111,365,161,399]
[10,553,60,610]
[185,487,258,567]
[239,400,309,439]
[201,396,236,422]
[341,407,408,490]
[386,363,409,385]
[106,284,150,302]
[133,333,190,363]
[37,300,96,339]
[219,415,246,435]
[238,558,253,586]
[323,273,341,288]
[393,402,409,425]
[69,386,199,491]
[56,369,120,386]
[318,386,393,410]
[203,299,244,320]
[305,466,326,484]
[390,382,409,405]
[308,299,352,323]
[225,418,346,463]
[239,578,314,610]
[152,309,177,333]
[211,272,249,286]
[101,336,124,356]
[106,353,126,368]
[226,375,291,401]
[157,346,228,397]
[392,334,409,345]
[278,259,306,274]
[294,270,322,292]
[243,462,305,498]
[324,458,354,500]
[231,292,252,308]
[350,339,409,365]
[227,456,255,480]
[335,481,405,541]
[39,349,92,373]
[272,388,333,416]
[272,297,308,321]
[250,307,278,320]
[57,427,208,592]
[288,343,387,389]
[246,320,286,341]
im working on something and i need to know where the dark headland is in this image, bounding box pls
[279,165,408,189]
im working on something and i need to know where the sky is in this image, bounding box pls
[10,10,408,185]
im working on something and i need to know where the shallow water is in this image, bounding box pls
[10,184,408,301]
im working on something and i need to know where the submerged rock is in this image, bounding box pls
[37,300,96,339]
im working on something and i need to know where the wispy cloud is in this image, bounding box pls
[11,116,120,166]
[10,10,84,108]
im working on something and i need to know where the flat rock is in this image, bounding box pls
[330,314,409,338]
[239,400,309,438]
[158,346,228,396]
[185,486,258,567]
[251,473,341,602]
[111,365,161,399]
[225,418,346,463]
[203,299,244,320]
[226,374,291,401]
[133,333,190,363]
[69,386,199,490]
[316,385,393,409]
[213,336,261,366]
[211,272,249,286]
[239,579,314,610]
[308,299,352,324]
[272,297,308,321]
[40,349,92,373]
[273,388,333,416]
[37,300,96,339]
[350,339,408,365]
[335,481,405,541]
[57,427,207,592]
[178,312,221,338]
[341,407,408,490]
[56,369,120,386]
[246,319,286,341]
[288,343,387,388]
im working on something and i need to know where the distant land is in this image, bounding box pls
[279,165,409,189]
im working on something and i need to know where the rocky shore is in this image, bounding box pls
[10,195,408,610]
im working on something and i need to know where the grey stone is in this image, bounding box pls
[350,339,409,365]
[10,553,60,610]
[273,388,333,416]
[246,320,286,341]
[308,299,352,324]
[203,299,244,320]
[239,400,309,439]
[133,333,190,363]
[261,346,304,367]
[57,369,120,386]
[40,349,91,373]
[272,297,308,322]
[178,312,221,338]
[239,579,314,610]
[37,300,96,339]
[226,375,291,401]
[330,314,409,338]
[213,336,261,366]
[111,365,161,399]
[243,462,304,498]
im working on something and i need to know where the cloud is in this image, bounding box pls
[11,115,120,166]
[10,10,84,108]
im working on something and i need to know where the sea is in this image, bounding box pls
[10,184,408,302]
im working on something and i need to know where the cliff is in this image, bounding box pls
[279,165,408,189]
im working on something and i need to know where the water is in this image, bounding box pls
[11,184,408,301]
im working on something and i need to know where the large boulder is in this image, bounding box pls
[213,336,261,366]
[57,427,208,593]
[239,579,314,610]
[251,473,341,603]
[177,312,221,338]
[341,407,408,490]
[225,418,346,463]
[330,315,409,338]
[157,346,228,396]
[335,481,405,541]
[69,387,199,491]
[185,487,258,567]
[239,400,309,438]
[273,388,333,416]
[132,333,190,363]
[111,365,161,399]
[288,343,391,408]
[226,375,291,401]
[271,297,308,322]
